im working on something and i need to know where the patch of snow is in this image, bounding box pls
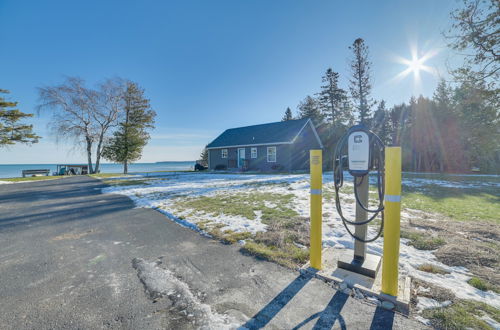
[414,315,431,326]
[0,180,13,185]
[132,258,239,329]
[417,286,431,294]
[482,315,500,330]
[416,297,452,311]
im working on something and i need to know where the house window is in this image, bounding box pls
[267,147,276,162]
[221,149,228,158]
[251,147,257,158]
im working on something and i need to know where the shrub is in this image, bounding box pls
[214,164,227,171]
[271,164,284,171]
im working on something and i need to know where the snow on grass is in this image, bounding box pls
[481,315,500,329]
[402,177,500,189]
[417,297,452,311]
[102,171,500,309]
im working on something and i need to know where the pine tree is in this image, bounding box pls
[348,38,375,125]
[315,68,352,169]
[453,79,500,172]
[0,89,39,146]
[371,100,391,145]
[297,96,324,126]
[432,80,464,172]
[102,82,156,174]
[317,68,351,127]
[388,103,407,146]
[199,146,208,166]
[282,107,293,121]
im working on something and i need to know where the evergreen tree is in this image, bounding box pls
[432,80,464,172]
[453,79,499,172]
[0,89,39,146]
[282,107,293,121]
[316,68,352,169]
[102,82,156,174]
[348,38,375,125]
[371,100,391,145]
[297,96,324,126]
[199,146,208,166]
[317,68,351,127]
[388,103,407,146]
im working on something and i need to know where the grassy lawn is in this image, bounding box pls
[171,192,309,268]
[1,175,63,182]
[400,172,500,224]
[88,173,128,178]
[402,186,499,224]
[173,192,298,221]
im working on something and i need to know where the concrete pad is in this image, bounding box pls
[301,247,411,315]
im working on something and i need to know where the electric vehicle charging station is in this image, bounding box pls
[333,124,385,278]
[305,128,405,310]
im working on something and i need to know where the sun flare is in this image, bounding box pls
[408,58,424,75]
[391,43,439,85]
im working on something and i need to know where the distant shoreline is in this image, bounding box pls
[0,162,196,179]
[0,161,195,165]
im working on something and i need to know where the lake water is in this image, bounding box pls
[0,162,195,178]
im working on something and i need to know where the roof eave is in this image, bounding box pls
[207,141,293,149]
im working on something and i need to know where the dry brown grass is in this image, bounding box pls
[403,217,500,287]
[241,216,310,268]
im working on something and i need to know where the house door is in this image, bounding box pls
[237,148,245,168]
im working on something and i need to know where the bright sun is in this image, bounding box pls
[408,58,424,75]
[392,43,438,85]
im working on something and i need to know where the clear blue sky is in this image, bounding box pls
[0,0,459,163]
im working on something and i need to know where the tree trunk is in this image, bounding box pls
[123,102,130,175]
[94,131,105,174]
[86,136,94,174]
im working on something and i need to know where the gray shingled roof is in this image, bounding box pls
[207,118,311,148]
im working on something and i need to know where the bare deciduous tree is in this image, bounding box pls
[94,78,125,173]
[446,0,499,84]
[37,76,125,174]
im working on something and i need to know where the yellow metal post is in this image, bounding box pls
[381,147,402,296]
[310,150,322,270]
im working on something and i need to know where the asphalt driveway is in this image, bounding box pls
[0,176,424,329]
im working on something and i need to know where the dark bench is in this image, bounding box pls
[22,169,50,177]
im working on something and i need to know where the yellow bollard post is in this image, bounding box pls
[310,150,322,270]
[381,147,402,296]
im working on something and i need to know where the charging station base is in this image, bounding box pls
[337,252,381,278]
[300,247,411,315]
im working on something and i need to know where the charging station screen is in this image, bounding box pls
[348,131,369,172]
